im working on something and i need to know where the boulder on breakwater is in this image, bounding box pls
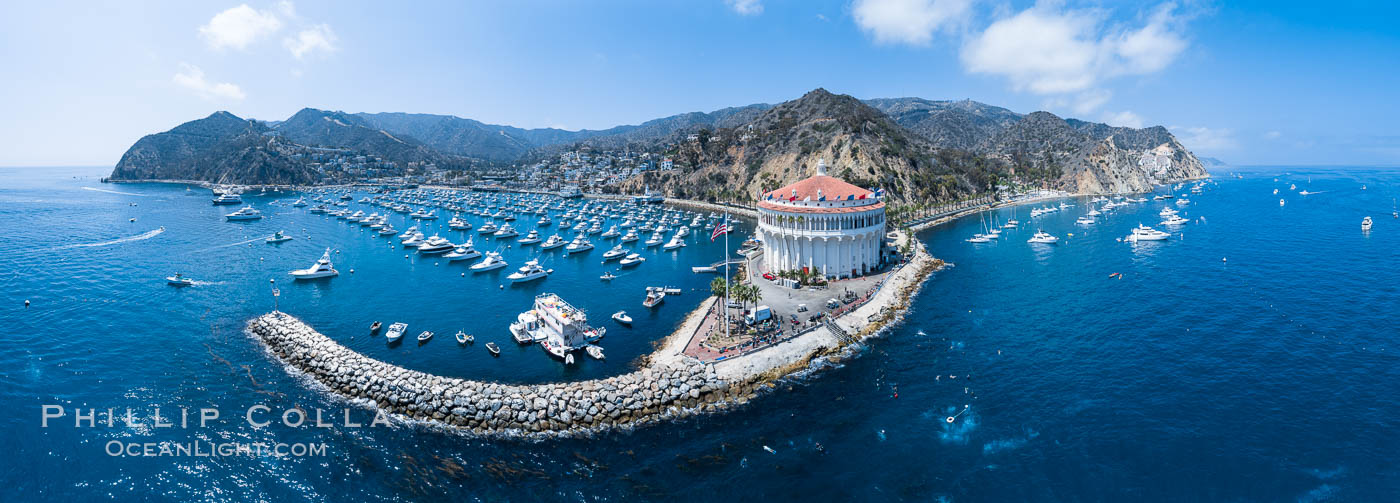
[246,313,738,437]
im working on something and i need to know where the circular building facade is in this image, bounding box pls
[756,160,885,279]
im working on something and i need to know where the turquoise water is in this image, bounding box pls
[3,166,1398,500]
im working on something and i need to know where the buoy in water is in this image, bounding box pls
[25,300,30,307]
[946,416,955,423]
[349,269,354,273]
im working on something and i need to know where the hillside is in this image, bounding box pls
[110,112,321,184]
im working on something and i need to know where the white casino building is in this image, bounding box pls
[756,159,886,279]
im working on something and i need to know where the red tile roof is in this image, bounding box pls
[758,200,885,214]
[766,174,874,202]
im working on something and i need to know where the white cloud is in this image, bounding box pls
[959,2,1189,113]
[1172,126,1236,151]
[853,0,974,46]
[172,63,245,101]
[727,0,764,16]
[284,24,337,59]
[199,4,283,50]
[1264,130,1282,140]
[1102,110,1143,128]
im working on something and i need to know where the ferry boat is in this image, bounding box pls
[565,234,593,254]
[212,193,243,205]
[540,234,566,250]
[470,251,508,272]
[266,230,293,243]
[518,230,541,244]
[662,233,687,250]
[1027,231,1059,244]
[290,249,339,279]
[385,322,408,342]
[510,293,605,361]
[507,259,551,283]
[642,287,665,308]
[619,253,645,267]
[416,235,456,254]
[225,206,263,221]
[602,244,628,260]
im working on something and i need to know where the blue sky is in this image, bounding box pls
[1,0,1396,166]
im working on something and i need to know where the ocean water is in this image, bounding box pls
[3,166,1398,501]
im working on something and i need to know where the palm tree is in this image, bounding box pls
[745,283,762,308]
[710,277,728,299]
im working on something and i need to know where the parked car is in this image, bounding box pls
[762,272,776,281]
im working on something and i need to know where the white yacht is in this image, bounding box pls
[225,206,263,221]
[1362,216,1373,231]
[478,220,499,234]
[290,249,339,279]
[540,234,566,250]
[291,197,308,207]
[1159,207,1179,217]
[643,287,665,308]
[507,259,551,283]
[1002,219,1019,229]
[401,232,425,247]
[445,239,482,261]
[1161,215,1190,226]
[565,234,593,254]
[619,253,645,267]
[662,233,687,250]
[470,251,508,272]
[1125,224,1171,242]
[602,244,628,260]
[1027,231,1059,244]
[397,226,419,240]
[417,235,456,254]
[621,229,640,242]
[448,216,472,230]
[644,231,664,247]
[493,223,519,239]
[518,229,541,244]
[384,322,408,342]
[601,225,620,238]
[966,234,991,243]
[211,193,243,205]
[1075,215,1095,225]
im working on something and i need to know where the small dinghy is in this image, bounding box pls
[370,321,382,334]
[585,345,605,360]
[417,331,434,343]
[564,353,575,365]
[612,310,632,325]
[485,342,501,356]
[455,330,473,345]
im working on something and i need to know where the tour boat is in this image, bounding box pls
[290,249,339,279]
[585,345,605,360]
[540,234,566,250]
[565,234,593,254]
[507,259,550,283]
[643,287,665,308]
[1362,216,1373,231]
[225,206,263,221]
[211,193,243,205]
[518,230,541,244]
[512,293,603,362]
[416,235,456,254]
[385,322,408,342]
[266,230,293,243]
[611,311,632,325]
[662,233,687,250]
[417,330,434,343]
[619,253,645,267]
[602,245,628,260]
[1027,231,1059,244]
[485,342,501,356]
[470,251,508,272]
[165,273,194,287]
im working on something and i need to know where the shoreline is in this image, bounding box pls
[245,232,939,438]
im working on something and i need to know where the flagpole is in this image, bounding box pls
[724,211,729,340]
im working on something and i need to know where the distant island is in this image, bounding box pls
[109,88,1208,203]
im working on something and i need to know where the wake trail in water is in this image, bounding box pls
[192,235,271,253]
[82,186,149,197]
[60,227,165,249]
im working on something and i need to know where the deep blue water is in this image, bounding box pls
[3,166,1399,501]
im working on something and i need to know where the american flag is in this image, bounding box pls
[710,221,730,241]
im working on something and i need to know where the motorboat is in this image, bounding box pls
[211,193,243,205]
[612,311,632,324]
[493,223,519,239]
[1159,207,1179,217]
[1161,215,1190,226]
[643,287,665,308]
[644,232,664,247]
[397,226,419,240]
[540,234,566,249]
[1027,231,1059,244]
[378,226,398,236]
[470,251,508,272]
[601,226,620,238]
[291,198,308,207]
[663,233,687,250]
[445,241,482,261]
[266,230,293,243]
[416,235,456,254]
[565,234,593,254]
[225,206,263,221]
[537,215,553,227]
[619,253,645,267]
[370,321,382,334]
[600,271,616,281]
[401,232,425,247]
[448,216,472,230]
[1002,219,1019,229]
[966,234,991,243]
[621,229,640,242]
[518,230,541,244]
[385,322,408,342]
[585,345,605,360]
[485,342,501,356]
[456,330,473,345]
[290,249,339,279]
[477,220,499,234]
[1125,224,1170,242]
[165,273,194,287]
[417,330,434,343]
[507,259,551,283]
[1075,215,1095,225]
[602,245,628,260]
[1362,216,1373,231]
[1280,198,1286,207]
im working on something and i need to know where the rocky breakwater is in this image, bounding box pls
[246,312,738,437]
